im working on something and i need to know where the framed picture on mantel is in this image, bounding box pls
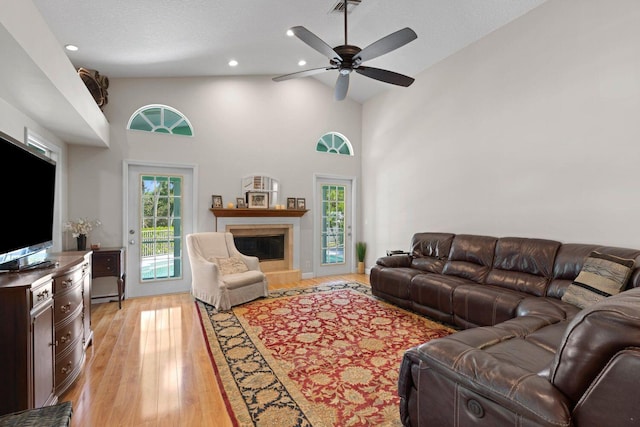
[247,191,269,209]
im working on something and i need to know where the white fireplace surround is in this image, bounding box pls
[216,216,301,271]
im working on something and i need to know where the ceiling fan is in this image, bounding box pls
[272,0,417,101]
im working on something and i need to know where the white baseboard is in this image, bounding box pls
[301,272,315,279]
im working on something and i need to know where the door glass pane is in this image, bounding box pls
[140,174,183,281]
[321,184,346,265]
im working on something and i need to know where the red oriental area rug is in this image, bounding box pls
[196,282,454,427]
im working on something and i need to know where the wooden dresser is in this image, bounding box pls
[0,251,92,416]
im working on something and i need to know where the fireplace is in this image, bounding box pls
[233,235,285,261]
[212,211,305,284]
[226,224,294,276]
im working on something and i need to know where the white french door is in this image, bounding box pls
[314,176,355,277]
[125,162,195,298]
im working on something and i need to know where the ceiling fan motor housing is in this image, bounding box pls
[331,45,363,72]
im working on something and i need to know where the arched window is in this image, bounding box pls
[127,104,194,136]
[316,132,353,155]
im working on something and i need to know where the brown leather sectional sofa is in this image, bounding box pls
[370,232,640,427]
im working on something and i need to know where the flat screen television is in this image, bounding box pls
[0,130,56,271]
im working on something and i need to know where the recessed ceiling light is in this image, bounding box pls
[228,59,238,67]
[286,29,294,37]
[298,60,307,67]
[65,44,79,52]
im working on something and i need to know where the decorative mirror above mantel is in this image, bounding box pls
[242,175,279,207]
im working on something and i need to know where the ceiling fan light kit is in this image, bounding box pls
[272,0,417,101]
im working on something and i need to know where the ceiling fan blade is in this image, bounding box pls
[272,67,335,82]
[353,27,417,63]
[291,26,343,62]
[335,73,349,101]
[355,66,415,87]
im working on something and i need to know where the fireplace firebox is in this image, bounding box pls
[234,235,285,261]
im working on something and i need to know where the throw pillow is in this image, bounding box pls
[561,251,635,309]
[215,257,249,275]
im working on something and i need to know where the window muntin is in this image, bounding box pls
[140,174,183,281]
[127,104,193,136]
[321,184,346,265]
[316,132,353,156]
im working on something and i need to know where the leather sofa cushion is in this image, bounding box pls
[453,284,528,328]
[492,237,560,277]
[486,269,549,297]
[369,266,422,299]
[485,337,556,373]
[410,256,446,273]
[442,234,497,282]
[410,232,455,259]
[410,274,474,316]
[516,297,580,323]
[485,237,560,296]
[524,321,571,355]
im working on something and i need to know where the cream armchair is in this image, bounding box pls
[186,232,268,310]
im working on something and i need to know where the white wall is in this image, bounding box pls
[362,0,640,266]
[68,75,362,274]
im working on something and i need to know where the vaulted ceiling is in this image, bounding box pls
[33,0,548,103]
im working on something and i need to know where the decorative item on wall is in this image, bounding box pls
[64,218,101,251]
[212,195,223,208]
[287,198,296,209]
[77,67,109,110]
[297,198,306,210]
[236,198,246,208]
[247,191,269,208]
[242,175,279,208]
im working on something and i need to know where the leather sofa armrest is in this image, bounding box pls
[401,338,572,426]
[376,254,411,268]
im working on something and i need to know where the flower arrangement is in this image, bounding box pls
[64,218,101,237]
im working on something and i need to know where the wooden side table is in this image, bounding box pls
[91,247,125,309]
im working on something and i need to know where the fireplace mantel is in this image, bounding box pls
[210,208,308,218]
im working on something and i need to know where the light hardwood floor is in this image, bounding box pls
[61,274,370,427]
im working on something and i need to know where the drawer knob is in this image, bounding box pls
[36,289,50,301]
[62,279,73,288]
[60,302,72,313]
[61,361,73,375]
[60,331,72,344]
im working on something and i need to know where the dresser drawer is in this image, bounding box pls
[53,262,88,294]
[55,314,83,357]
[30,279,53,310]
[55,340,84,393]
[54,282,83,325]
